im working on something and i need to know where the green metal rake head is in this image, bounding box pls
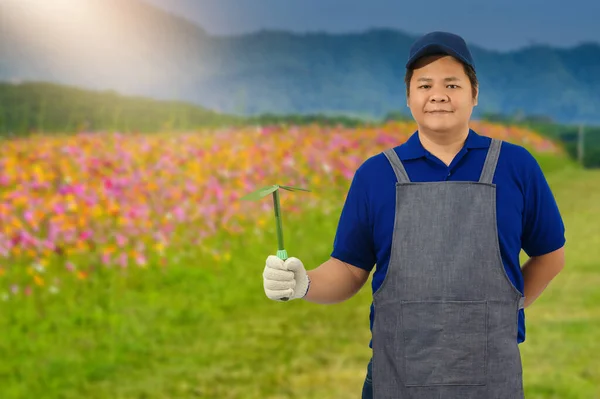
[240,184,310,260]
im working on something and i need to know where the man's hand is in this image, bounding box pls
[522,246,565,308]
[263,256,310,301]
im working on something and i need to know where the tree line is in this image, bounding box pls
[1,82,598,168]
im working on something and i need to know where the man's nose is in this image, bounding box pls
[430,93,449,102]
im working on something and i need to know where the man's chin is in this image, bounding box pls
[419,122,457,134]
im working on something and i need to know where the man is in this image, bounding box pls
[262,31,566,398]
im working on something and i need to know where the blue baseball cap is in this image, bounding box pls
[406,31,475,70]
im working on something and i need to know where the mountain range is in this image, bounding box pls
[1,0,599,124]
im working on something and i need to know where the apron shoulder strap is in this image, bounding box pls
[383,148,411,183]
[479,138,502,184]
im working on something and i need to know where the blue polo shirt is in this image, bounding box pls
[330,128,566,346]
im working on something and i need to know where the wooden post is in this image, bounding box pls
[577,124,585,165]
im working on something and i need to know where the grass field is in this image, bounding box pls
[0,124,598,398]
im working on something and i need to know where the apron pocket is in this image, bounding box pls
[401,300,487,387]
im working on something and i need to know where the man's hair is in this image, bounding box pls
[404,61,478,99]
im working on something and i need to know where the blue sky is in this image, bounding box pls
[144,0,600,52]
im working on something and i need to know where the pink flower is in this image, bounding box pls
[127,208,138,219]
[84,195,98,207]
[103,178,113,191]
[115,234,127,247]
[53,203,65,215]
[0,175,9,186]
[23,210,34,224]
[118,253,128,268]
[72,184,85,196]
[135,253,147,267]
[173,206,185,222]
[20,231,35,246]
[186,181,197,194]
[101,252,111,266]
[65,262,75,272]
[80,230,93,241]
[43,239,56,252]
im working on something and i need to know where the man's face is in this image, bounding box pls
[407,55,478,134]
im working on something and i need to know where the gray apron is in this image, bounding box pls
[372,138,526,398]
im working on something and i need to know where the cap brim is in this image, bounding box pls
[406,44,472,69]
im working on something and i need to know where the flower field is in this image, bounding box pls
[2,121,599,399]
[0,121,562,301]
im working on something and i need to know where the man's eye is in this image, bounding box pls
[419,85,430,89]
[447,85,459,89]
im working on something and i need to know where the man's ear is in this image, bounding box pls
[473,87,479,106]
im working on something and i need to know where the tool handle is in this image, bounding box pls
[272,190,285,251]
[276,249,288,261]
[276,249,290,301]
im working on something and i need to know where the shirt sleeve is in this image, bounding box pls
[521,152,566,257]
[330,164,377,271]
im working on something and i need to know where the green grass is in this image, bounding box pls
[519,161,600,399]
[1,153,599,398]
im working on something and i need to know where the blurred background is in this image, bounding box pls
[0,1,598,398]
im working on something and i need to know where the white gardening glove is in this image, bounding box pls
[263,255,310,301]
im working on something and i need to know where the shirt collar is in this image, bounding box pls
[397,128,490,161]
